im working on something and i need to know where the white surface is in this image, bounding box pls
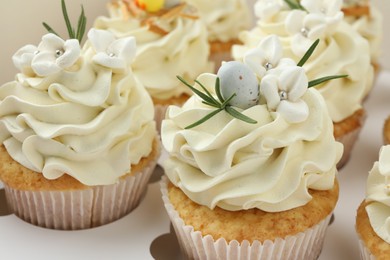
[0,71,389,259]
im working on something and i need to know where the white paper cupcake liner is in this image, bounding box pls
[160,176,332,260]
[154,104,169,134]
[4,139,161,230]
[358,237,376,260]
[335,112,366,169]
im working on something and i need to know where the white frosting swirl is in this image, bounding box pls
[233,0,373,123]
[162,73,342,212]
[366,145,390,244]
[0,31,156,186]
[344,6,383,63]
[183,0,251,42]
[94,2,212,100]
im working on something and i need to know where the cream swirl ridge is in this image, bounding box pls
[94,1,212,100]
[0,30,156,186]
[366,145,390,244]
[162,73,342,212]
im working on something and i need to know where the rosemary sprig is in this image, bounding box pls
[42,0,87,42]
[284,0,306,11]
[298,39,348,88]
[308,75,348,88]
[177,76,257,129]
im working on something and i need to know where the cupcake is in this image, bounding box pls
[383,117,390,144]
[342,0,383,74]
[183,0,252,72]
[356,145,390,259]
[161,35,342,259]
[232,0,373,168]
[0,3,159,230]
[94,0,213,131]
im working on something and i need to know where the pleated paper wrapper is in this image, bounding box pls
[3,140,160,230]
[336,111,366,169]
[160,176,333,260]
[358,237,376,260]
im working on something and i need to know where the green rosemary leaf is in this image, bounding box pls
[215,77,225,103]
[194,79,220,106]
[221,93,236,108]
[62,0,75,39]
[185,109,223,129]
[42,22,59,36]
[308,75,348,88]
[76,5,87,42]
[225,106,257,124]
[202,101,221,109]
[297,39,320,67]
[284,0,305,11]
[177,76,219,106]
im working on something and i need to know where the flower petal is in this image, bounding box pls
[260,74,280,110]
[260,35,283,67]
[88,28,116,53]
[279,66,308,101]
[32,51,61,76]
[277,99,309,123]
[92,52,127,71]
[243,47,267,78]
[12,44,38,75]
[108,37,136,64]
[285,10,306,35]
[57,39,81,68]
[38,33,65,52]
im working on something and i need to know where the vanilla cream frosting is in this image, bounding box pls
[344,6,383,63]
[183,0,251,42]
[94,1,212,100]
[232,0,373,123]
[0,29,156,186]
[366,145,390,244]
[162,72,342,212]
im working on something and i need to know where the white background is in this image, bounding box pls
[0,1,389,259]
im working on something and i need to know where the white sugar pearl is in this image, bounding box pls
[217,61,259,109]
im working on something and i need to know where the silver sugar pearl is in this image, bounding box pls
[279,90,288,101]
[264,62,273,71]
[108,52,115,57]
[300,27,309,37]
[55,49,64,57]
[34,50,40,55]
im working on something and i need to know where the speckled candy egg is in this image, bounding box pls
[217,61,259,109]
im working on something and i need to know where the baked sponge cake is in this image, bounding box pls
[0,3,159,230]
[356,145,390,259]
[161,35,342,259]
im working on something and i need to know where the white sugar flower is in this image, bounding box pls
[260,65,309,123]
[31,34,81,77]
[12,44,39,76]
[88,29,136,73]
[243,35,284,78]
[285,10,328,56]
[301,0,343,25]
[285,0,343,56]
[254,0,287,21]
